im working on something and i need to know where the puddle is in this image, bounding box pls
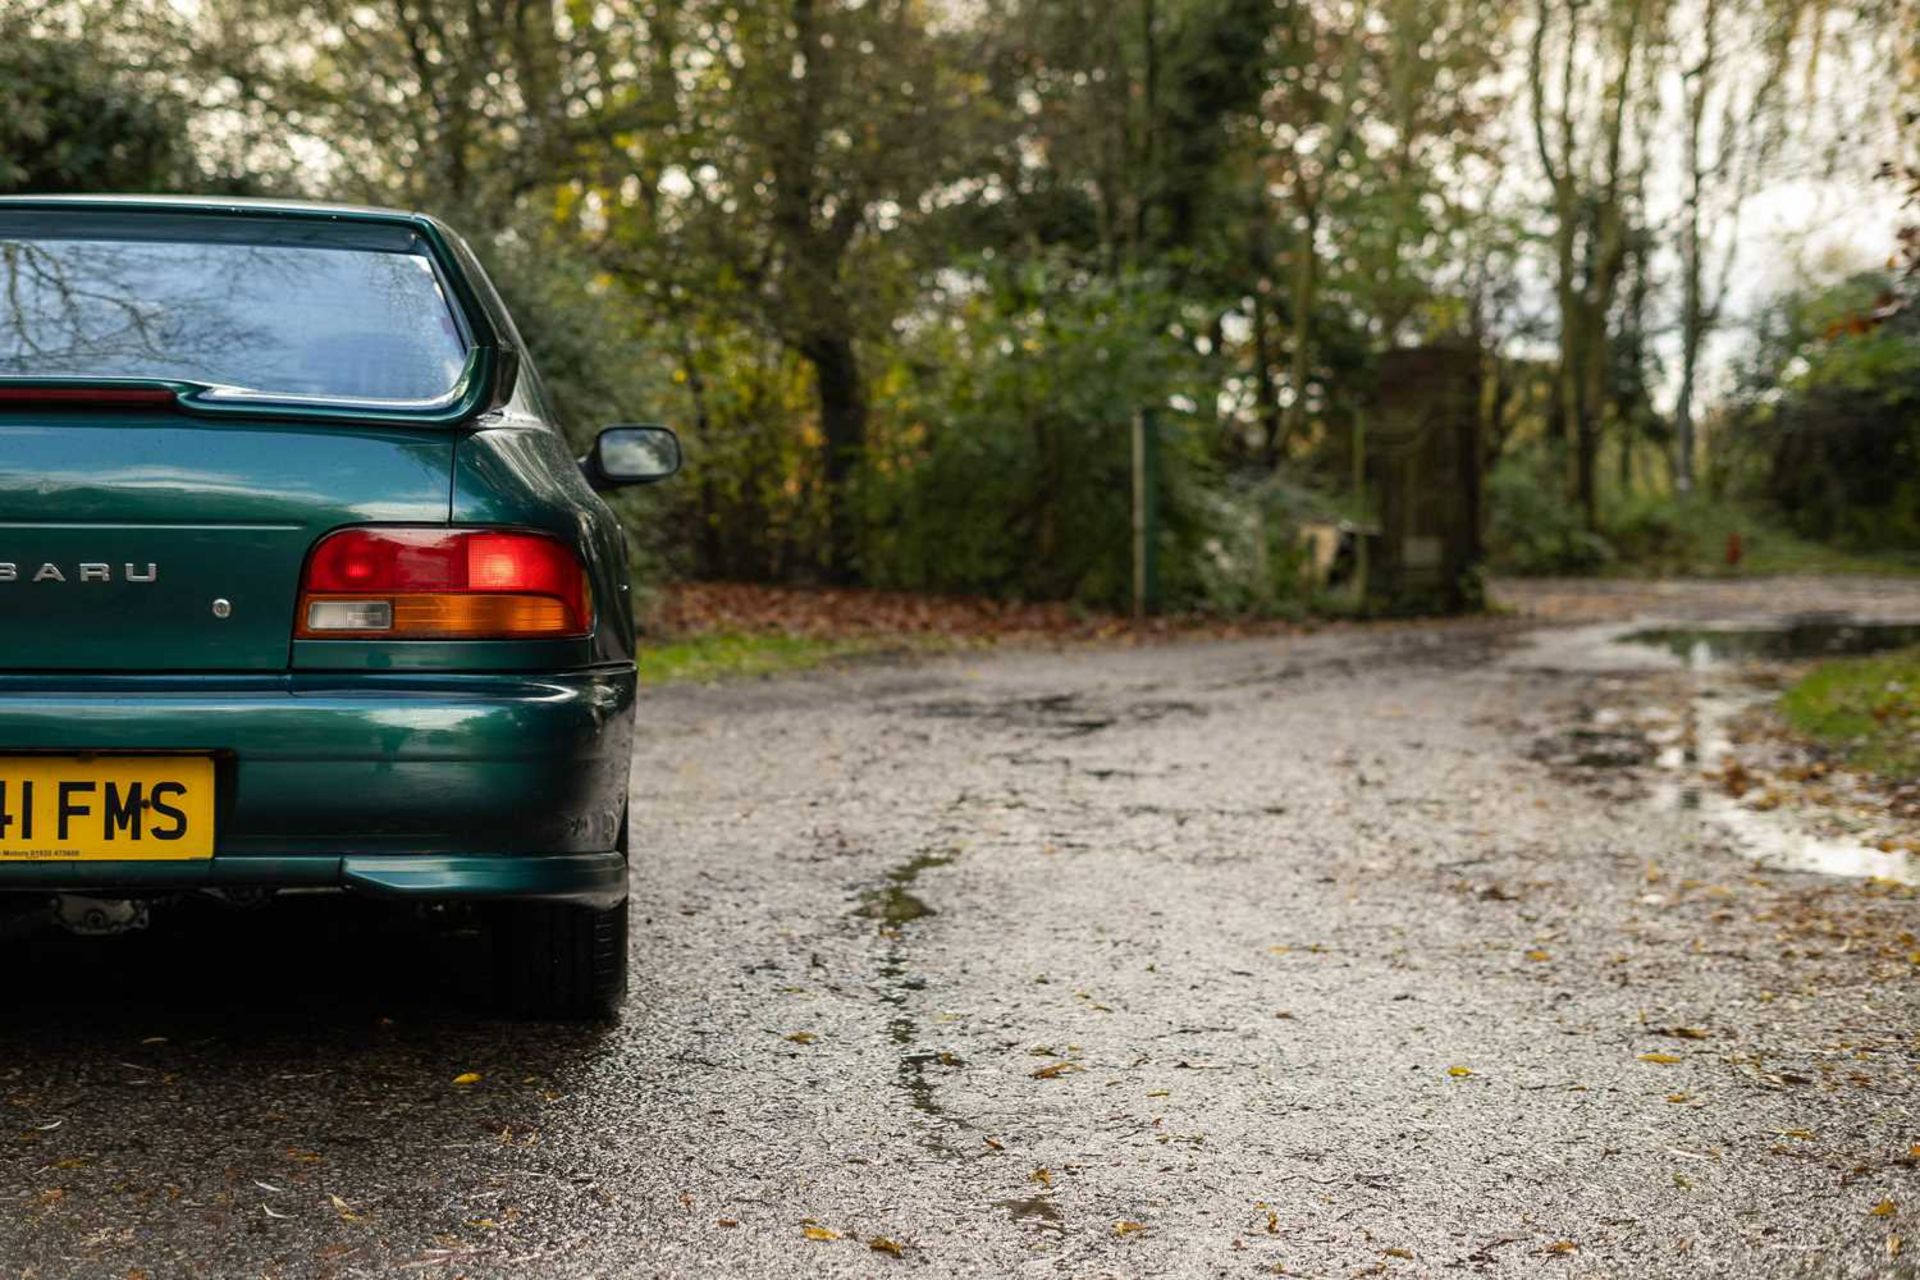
[1622,619,1920,669]
[1648,686,1917,884]
[1678,788,1916,880]
[1532,725,1658,770]
[1587,617,1920,885]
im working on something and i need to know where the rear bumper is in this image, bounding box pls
[0,851,627,908]
[0,667,635,904]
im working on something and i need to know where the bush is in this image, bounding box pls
[1602,494,1699,573]
[1727,275,1920,552]
[0,18,201,195]
[1186,475,1337,617]
[861,256,1228,612]
[1597,491,1920,577]
[1485,455,1613,574]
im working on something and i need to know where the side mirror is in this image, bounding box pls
[586,424,682,488]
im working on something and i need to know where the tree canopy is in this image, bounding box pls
[4,0,1917,605]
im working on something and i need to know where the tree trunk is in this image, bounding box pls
[1578,313,1608,529]
[800,331,867,583]
[1282,201,1319,447]
[1252,290,1283,466]
[1673,318,1700,494]
[1673,0,1719,495]
[677,338,721,576]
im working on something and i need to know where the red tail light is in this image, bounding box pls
[0,386,178,406]
[296,528,592,639]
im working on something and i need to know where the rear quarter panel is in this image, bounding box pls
[452,423,637,667]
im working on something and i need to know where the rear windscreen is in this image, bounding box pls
[0,236,470,404]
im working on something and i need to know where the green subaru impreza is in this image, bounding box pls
[0,196,678,1018]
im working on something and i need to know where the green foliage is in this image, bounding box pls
[1779,647,1920,779]
[1599,492,1920,578]
[1724,275,1920,552]
[12,0,1910,614]
[1185,476,1335,618]
[860,257,1219,611]
[0,18,199,194]
[1491,458,1920,579]
[1485,455,1613,574]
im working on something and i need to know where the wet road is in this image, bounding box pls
[3,594,1919,1278]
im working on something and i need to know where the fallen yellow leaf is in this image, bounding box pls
[1030,1167,1052,1188]
[1782,1129,1815,1140]
[1030,1061,1081,1080]
[1872,1199,1898,1218]
[869,1236,903,1256]
[451,1072,483,1087]
[1525,950,1551,962]
[1666,1093,1690,1103]
[1384,1246,1414,1259]
[1447,1066,1473,1078]
[1266,1211,1279,1234]
[1638,1053,1682,1064]
[1546,1240,1578,1254]
[329,1194,360,1223]
[1114,1220,1146,1236]
[785,1031,818,1045]
[1889,1235,1904,1258]
[802,1224,841,1241]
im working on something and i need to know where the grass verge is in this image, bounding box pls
[1778,646,1920,780]
[637,631,891,686]
[1605,496,1920,578]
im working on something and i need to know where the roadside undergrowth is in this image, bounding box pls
[1779,647,1920,782]
[636,581,1517,684]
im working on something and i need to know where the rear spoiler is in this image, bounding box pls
[0,346,514,426]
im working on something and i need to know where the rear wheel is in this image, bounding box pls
[490,807,630,1020]
[490,895,628,1020]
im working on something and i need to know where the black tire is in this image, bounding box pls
[491,895,629,1020]
[491,802,625,1020]
[491,806,630,1020]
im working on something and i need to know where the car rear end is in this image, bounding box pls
[0,199,638,1016]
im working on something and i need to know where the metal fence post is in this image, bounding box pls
[1132,406,1161,630]
[1351,404,1368,601]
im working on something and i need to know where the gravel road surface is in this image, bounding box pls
[2,582,1918,1278]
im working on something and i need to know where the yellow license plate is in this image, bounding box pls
[0,756,215,861]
